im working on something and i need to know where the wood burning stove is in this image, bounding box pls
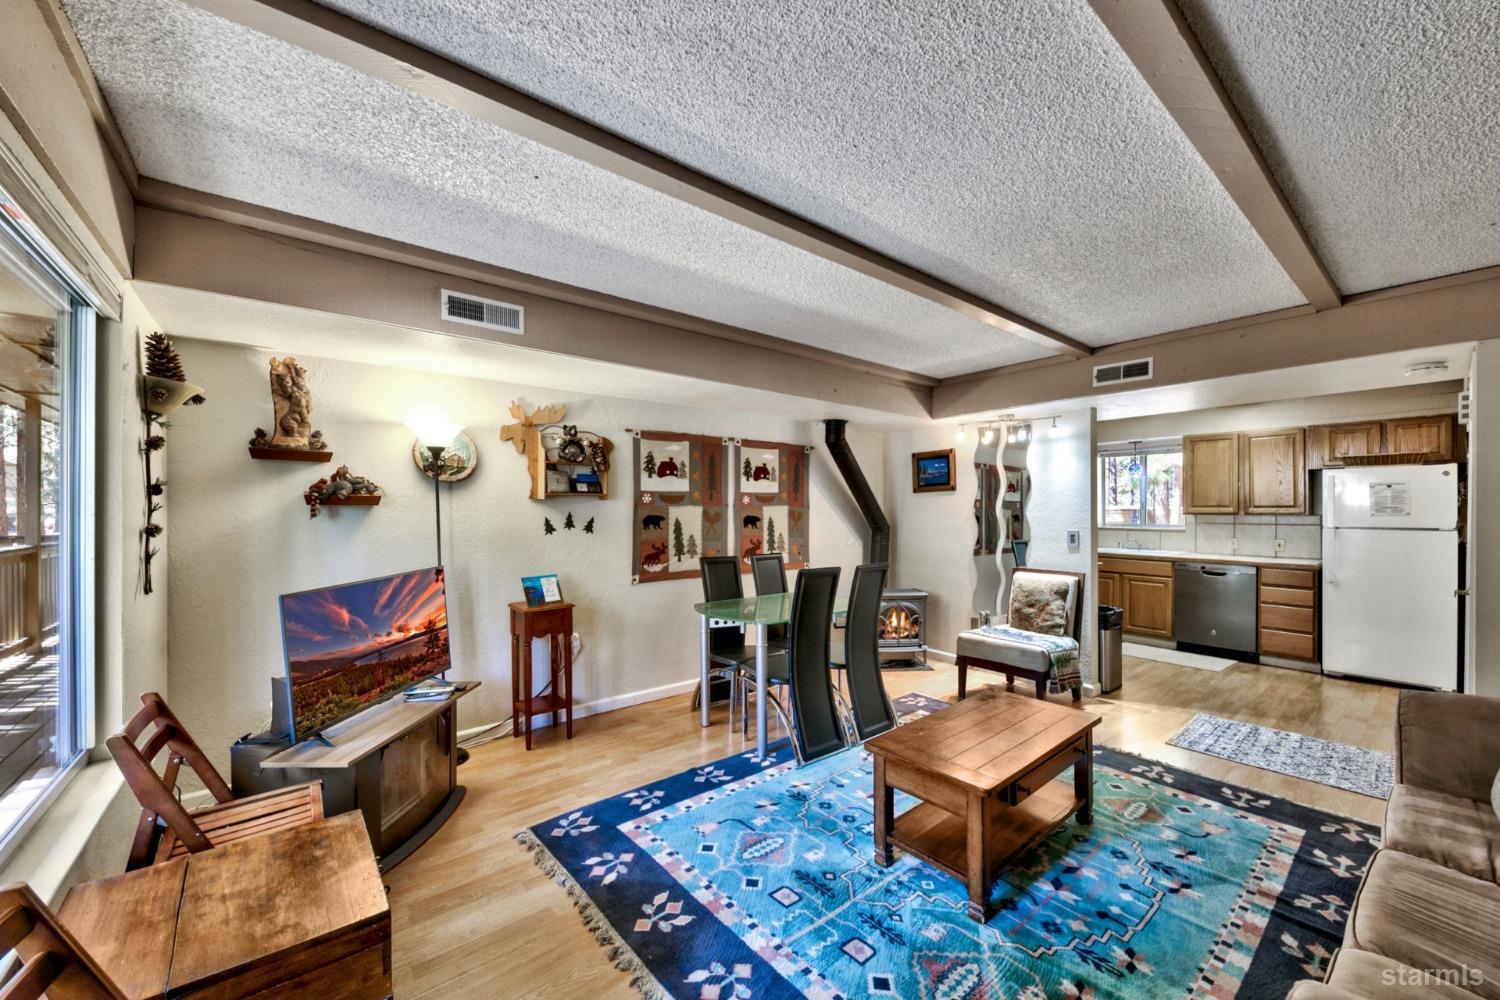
[877,588,927,666]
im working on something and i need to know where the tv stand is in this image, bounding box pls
[234,681,479,871]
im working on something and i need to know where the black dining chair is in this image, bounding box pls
[783,566,848,763]
[834,563,898,742]
[749,553,790,651]
[694,556,758,716]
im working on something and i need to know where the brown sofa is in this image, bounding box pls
[1288,691,1500,999]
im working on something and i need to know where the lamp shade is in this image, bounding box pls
[406,408,464,449]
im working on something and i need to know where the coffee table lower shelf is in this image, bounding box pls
[886,783,1083,912]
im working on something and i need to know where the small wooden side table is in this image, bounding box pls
[509,600,575,750]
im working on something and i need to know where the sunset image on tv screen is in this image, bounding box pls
[280,567,450,740]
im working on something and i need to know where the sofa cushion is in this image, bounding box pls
[1007,572,1074,636]
[1384,783,1500,883]
[1325,948,1486,999]
[1345,849,1500,999]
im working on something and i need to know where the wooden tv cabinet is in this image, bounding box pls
[234,682,478,870]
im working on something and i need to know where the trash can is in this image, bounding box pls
[1097,605,1124,694]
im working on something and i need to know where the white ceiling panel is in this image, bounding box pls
[313,0,1307,344]
[1179,0,1500,293]
[63,0,1058,378]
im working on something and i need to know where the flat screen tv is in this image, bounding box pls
[279,566,450,742]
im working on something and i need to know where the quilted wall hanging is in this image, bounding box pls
[735,439,811,572]
[632,431,729,584]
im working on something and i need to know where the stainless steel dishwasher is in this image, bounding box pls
[1173,563,1258,655]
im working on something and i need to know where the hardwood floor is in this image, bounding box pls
[384,655,1399,998]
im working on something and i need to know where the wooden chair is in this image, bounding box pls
[0,882,126,998]
[955,569,1086,701]
[107,693,324,870]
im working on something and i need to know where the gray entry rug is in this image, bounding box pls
[1168,712,1394,798]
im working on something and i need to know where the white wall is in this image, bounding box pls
[1021,410,1098,686]
[1097,382,1461,442]
[1468,343,1500,695]
[883,411,1098,687]
[164,338,883,768]
[883,426,977,656]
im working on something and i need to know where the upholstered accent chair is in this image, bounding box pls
[955,569,1085,701]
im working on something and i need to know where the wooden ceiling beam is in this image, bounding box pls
[1088,0,1342,311]
[176,0,1091,359]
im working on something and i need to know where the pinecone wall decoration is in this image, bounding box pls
[144,331,206,405]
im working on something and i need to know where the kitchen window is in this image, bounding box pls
[1099,441,1183,527]
[0,191,95,863]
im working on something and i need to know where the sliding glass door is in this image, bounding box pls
[0,194,94,859]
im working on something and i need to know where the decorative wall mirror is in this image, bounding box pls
[972,424,1032,619]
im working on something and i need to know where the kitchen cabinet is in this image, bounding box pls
[1386,415,1454,462]
[1182,434,1240,514]
[1241,427,1307,514]
[1097,571,1120,609]
[1122,575,1173,638]
[1098,556,1173,639]
[1309,421,1383,470]
[1258,567,1319,662]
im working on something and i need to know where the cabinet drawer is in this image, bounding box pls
[1260,627,1316,660]
[1259,585,1315,608]
[1010,739,1085,804]
[1260,567,1317,589]
[1259,603,1315,634]
[1099,557,1172,578]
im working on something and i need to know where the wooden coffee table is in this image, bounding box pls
[867,687,1100,922]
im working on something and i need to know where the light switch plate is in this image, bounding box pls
[1066,529,1081,549]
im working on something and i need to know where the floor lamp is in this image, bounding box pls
[407,413,464,567]
[407,411,466,763]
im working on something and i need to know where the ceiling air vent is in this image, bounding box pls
[1092,357,1153,388]
[441,289,524,335]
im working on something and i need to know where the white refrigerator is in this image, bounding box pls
[1322,464,1460,690]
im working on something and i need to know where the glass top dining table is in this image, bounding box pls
[693,595,846,757]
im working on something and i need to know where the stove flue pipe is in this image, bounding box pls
[824,419,890,565]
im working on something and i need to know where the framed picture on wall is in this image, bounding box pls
[912,448,956,493]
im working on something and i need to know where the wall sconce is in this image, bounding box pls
[407,408,465,566]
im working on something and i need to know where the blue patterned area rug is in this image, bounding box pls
[518,693,1379,999]
[1167,713,1395,799]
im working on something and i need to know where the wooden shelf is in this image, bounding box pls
[250,447,332,462]
[888,782,1080,881]
[527,427,612,501]
[319,494,382,507]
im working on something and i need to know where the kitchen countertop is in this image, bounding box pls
[1097,547,1321,569]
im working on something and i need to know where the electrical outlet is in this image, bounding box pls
[1275,537,1286,553]
[1229,536,1239,553]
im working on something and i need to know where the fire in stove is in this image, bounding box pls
[879,604,923,643]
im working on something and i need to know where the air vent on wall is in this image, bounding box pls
[1092,356,1153,388]
[441,289,524,335]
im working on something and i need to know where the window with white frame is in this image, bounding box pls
[0,191,94,861]
[1098,440,1184,528]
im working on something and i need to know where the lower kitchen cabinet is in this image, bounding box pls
[1098,571,1120,609]
[1122,575,1173,638]
[1257,567,1319,662]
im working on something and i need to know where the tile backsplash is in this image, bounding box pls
[1098,513,1322,559]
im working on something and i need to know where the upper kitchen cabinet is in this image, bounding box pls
[1387,415,1455,462]
[1308,421,1383,470]
[1241,428,1308,514]
[1182,434,1240,514]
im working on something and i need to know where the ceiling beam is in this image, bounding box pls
[1088,0,1342,312]
[136,178,937,389]
[934,268,1500,418]
[176,0,1091,360]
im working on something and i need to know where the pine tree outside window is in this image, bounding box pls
[1098,441,1183,527]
